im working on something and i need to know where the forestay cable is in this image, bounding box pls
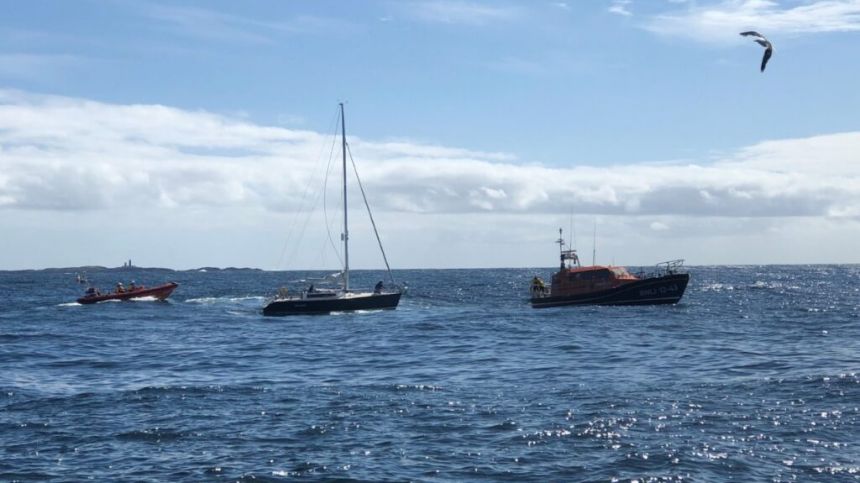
[345,142,396,286]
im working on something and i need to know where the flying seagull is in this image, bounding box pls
[740,31,773,72]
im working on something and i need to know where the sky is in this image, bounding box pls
[1,0,859,270]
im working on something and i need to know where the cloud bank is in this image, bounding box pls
[2,90,859,268]
[1,90,858,222]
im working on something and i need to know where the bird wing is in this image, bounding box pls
[740,31,763,38]
[760,47,773,72]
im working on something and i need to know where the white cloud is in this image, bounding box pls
[141,4,356,44]
[403,1,521,25]
[1,89,858,222]
[609,0,633,17]
[646,0,860,44]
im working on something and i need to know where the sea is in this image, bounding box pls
[1,265,858,482]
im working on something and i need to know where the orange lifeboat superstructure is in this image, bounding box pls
[550,264,639,298]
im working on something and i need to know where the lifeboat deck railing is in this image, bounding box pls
[634,259,685,279]
[658,259,685,274]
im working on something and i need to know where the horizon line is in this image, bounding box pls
[3,262,859,272]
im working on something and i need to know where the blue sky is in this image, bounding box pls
[1,1,859,269]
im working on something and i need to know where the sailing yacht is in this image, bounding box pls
[262,104,402,316]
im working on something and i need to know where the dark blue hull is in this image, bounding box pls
[262,291,401,316]
[530,273,689,308]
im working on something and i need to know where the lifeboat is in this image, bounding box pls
[76,282,178,305]
[530,230,689,308]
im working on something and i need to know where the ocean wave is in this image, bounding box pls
[116,428,186,443]
[748,280,800,291]
[185,296,265,304]
[699,283,734,292]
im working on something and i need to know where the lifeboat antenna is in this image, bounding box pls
[569,210,576,251]
[558,227,581,269]
[557,228,565,270]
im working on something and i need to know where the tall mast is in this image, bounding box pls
[340,103,349,291]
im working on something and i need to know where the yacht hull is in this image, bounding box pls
[530,273,689,308]
[263,291,401,316]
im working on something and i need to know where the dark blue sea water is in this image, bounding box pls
[1,266,859,481]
